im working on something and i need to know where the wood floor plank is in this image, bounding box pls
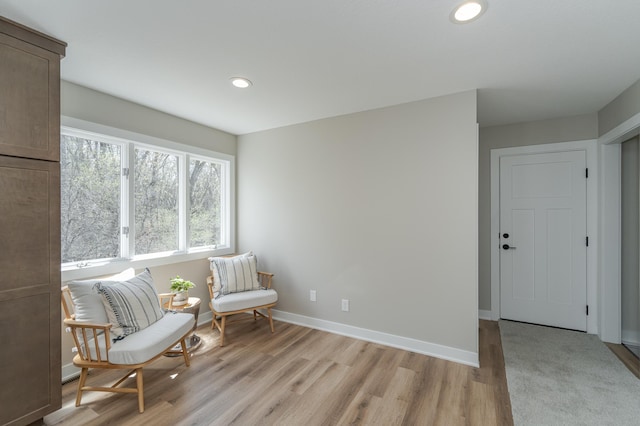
[307,343,387,425]
[432,361,469,425]
[466,380,498,426]
[359,346,405,398]
[44,318,513,425]
[331,338,369,367]
[368,367,415,424]
[207,357,308,426]
[401,357,446,425]
[287,359,336,396]
[276,361,352,425]
[336,390,385,425]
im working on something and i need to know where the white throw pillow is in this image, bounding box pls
[67,268,136,325]
[96,268,164,340]
[209,252,260,297]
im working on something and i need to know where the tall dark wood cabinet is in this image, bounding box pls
[0,17,66,426]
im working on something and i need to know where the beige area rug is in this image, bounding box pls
[499,320,640,426]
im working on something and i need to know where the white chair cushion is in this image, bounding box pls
[212,289,277,313]
[81,311,194,365]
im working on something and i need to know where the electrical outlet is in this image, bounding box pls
[341,299,349,312]
[310,290,316,302]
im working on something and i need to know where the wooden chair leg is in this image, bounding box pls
[253,310,257,321]
[180,338,190,367]
[212,315,222,333]
[136,368,144,413]
[75,367,89,407]
[219,315,227,346]
[268,308,275,333]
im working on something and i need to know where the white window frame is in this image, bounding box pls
[61,116,235,281]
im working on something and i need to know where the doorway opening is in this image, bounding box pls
[621,136,640,360]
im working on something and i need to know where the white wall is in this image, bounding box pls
[237,91,479,363]
[599,78,640,137]
[61,81,236,155]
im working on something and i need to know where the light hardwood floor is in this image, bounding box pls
[44,318,513,425]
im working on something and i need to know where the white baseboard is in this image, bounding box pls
[271,309,479,367]
[61,310,215,383]
[478,309,492,320]
[198,310,213,328]
[62,363,81,383]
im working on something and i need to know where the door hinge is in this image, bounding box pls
[586,236,589,247]
[585,168,589,178]
[586,305,589,316]
[122,226,129,235]
[123,168,130,177]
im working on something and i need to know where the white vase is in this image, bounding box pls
[173,290,189,306]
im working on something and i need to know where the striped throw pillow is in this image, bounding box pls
[96,268,164,340]
[210,252,260,297]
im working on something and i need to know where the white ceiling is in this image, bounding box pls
[2,0,640,135]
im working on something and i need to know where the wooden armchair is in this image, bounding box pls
[207,271,277,346]
[61,271,195,413]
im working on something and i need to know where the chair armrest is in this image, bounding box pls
[257,272,274,289]
[64,319,112,362]
[207,275,220,299]
[158,292,176,309]
[64,318,112,330]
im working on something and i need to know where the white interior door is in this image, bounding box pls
[500,150,587,331]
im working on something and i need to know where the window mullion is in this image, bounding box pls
[180,154,189,252]
[119,143,129,259]
[223,158,233,248]
[126,143,135,258]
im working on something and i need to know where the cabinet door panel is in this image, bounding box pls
[0,163,51,290]
[0,156,61,425]
[0,294,54,425]
[0,33,60,161]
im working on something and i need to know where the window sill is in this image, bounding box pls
[61,247,234,282]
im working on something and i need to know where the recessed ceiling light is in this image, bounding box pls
[230,77,252,88]
[451,1,487,23]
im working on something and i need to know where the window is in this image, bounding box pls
[189,157,223,248]
[60,134,121,263]
[60,124,233,271]
[134,147,180,255]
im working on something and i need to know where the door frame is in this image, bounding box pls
[490,140,598,334]
[598,112,640,343]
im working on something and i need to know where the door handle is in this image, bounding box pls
[502,244,517,250]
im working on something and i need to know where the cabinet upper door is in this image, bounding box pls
[0,31,61,161]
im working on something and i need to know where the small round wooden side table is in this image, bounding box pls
[163,296,202,355]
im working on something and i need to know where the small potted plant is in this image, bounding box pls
[170,275,195,306]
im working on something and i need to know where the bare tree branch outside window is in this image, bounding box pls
[134,148,179,254]
[189,159,222,247]
[60,135,121,263]
[61,129,227,265]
